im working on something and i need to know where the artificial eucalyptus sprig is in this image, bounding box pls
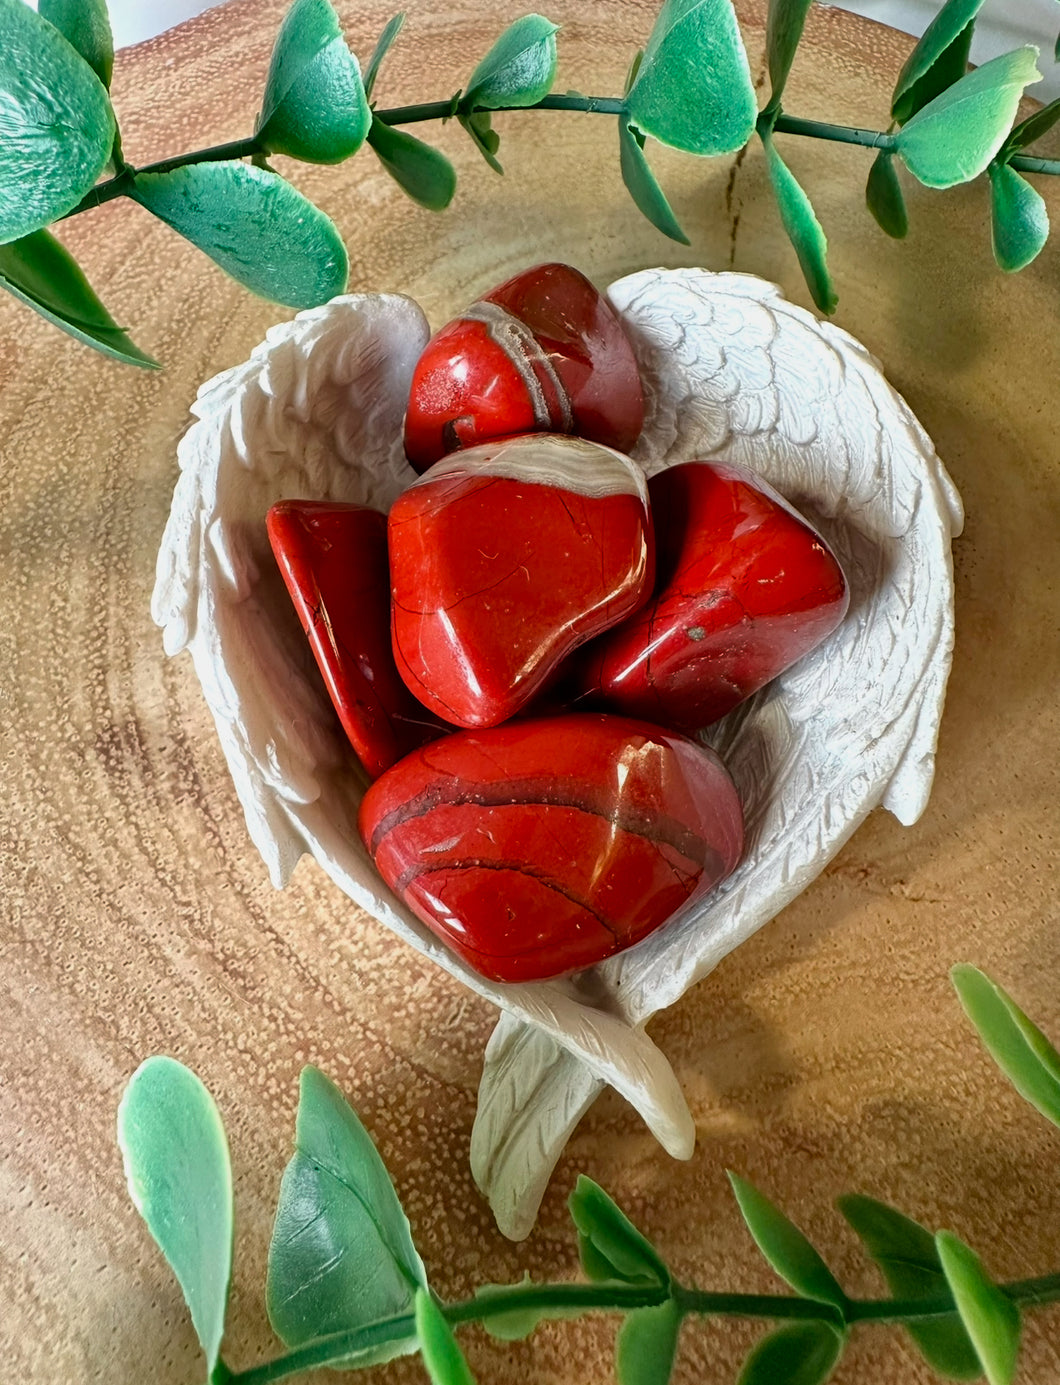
[1,0,1059,368]
[119,965,1060,1385]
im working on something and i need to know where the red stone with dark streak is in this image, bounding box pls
[575,461,849,730]
[358,713,744,982]
[403,262,644,471]
[389,435,654,729]
[267,500,446,780]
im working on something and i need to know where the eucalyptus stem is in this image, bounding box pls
[771,114,895,150]
[222,1268,1060,1385]
[58,93,1060,227]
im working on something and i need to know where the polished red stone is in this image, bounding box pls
[267,500,446,780]
[358,713,744,983]
[389,435,654,729]
[574,461,850,730]
[403,262,645,471]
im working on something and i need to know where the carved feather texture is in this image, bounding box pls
[153,272,961,1242]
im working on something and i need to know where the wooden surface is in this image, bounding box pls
[1,3,1058,1381]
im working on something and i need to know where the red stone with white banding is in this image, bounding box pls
[403,262,645,471]
[389,434,655,730]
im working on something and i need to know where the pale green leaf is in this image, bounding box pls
[0,0,116,243]
[759,127,838,314]
[627,0,757,156]
[131,162,348,308]
[117,1058,233,1372]
[896,47,1043,189]
[39,0,114,88]
[569,1178,670,1288]
[416,1289,477,1385]
[936,1232,1021,1385]
[266,1067,426,1368]
[892,0,985,124]
[364,12,405,100]
[616,1299,683,1385]
[952,965,1060,1126]
[368,117,456,209]
[256,0,370,163]
[618,120,691,244]
[989,162,1049,271]
[838,1195,980,1379]
[728,1172,846,1309]
[765,0,814,110]
[866,148,909,238]
[737,1322,843,1385]
[0,228,158,367]
[462,14,559,109]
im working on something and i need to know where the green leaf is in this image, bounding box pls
[891,0,985,124]
[765,0,814,111]
[0,0,116,243]
[618,119,691,244]
[616,1299,683,1385]
[838,1195,980,1379]
[475,1278,545,1341]
[462,14,559,110]
[1001,97,1060,156]
[866,149,909,238]
[569,1178,670,1288]
[759,126,838,314]
[728,1172,846,1310]
[458,111,504,173]
[737,1322,843,1385]
[474,1277,587,1341]
[368,117,456,209]
[0,228,158,368]
[266,1067,427,1366]
[895,47,1043,189]
[936,1232,1021,1385]
[256,0,370,163]
[131,161,348,309]
[117,1058,233,1373]
[416,1289,477,1385]
[39,0,114,88]
[951,965,1060,1126]
[989,162,1049,271]
[364,12,406,100]
[626,0,757,156]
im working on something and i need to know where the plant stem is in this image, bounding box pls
[225,1270,1060,1384]
[772,114,896,151]
[62,137,263,217]
[59,93,1060,227]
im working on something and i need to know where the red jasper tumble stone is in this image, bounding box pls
[358,713,744,983]
[267,500,446,780]
[403,262,645,471]
[389,434,654,729]
[575,461,849,730]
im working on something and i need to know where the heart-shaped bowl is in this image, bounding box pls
[152,266,962,1238]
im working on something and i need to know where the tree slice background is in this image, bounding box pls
[1,2,1058,1382]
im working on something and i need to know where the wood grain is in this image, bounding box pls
[1,2,1057,1382]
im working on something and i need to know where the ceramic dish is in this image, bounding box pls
[152,266,962,1238]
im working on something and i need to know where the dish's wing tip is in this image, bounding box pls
[472,1010,696,1238]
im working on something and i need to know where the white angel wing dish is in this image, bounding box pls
[153,269,962,1241]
